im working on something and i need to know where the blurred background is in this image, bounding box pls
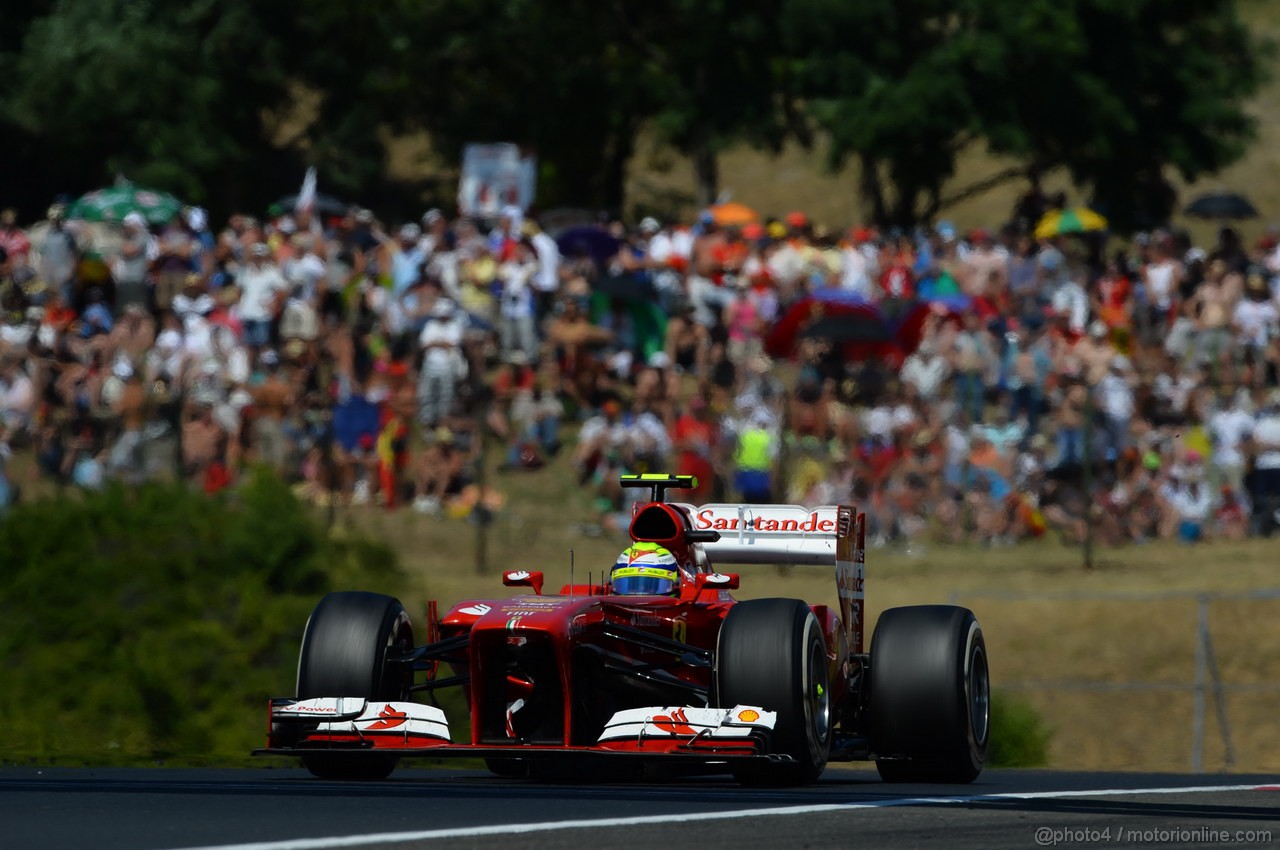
[3,0,1280,775]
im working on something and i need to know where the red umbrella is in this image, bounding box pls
[896,300,966,354]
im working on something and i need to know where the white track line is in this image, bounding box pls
[168,782,1279,850]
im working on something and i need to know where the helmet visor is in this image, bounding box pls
[611,565,679,596]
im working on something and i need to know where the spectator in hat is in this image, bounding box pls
[114,212,152,315]
[417,296,464,427]
[1187,259,1242,369]
[1141,238,1183,344]
[1053,367,1089,470]
[420,209,447,255]
[636,216,666,263]
[235,243,288,354]
[385,222,427,296]
[172,273,216,322]
[498,239,538,361]
[1166,468,1212,543]
[185,207,214,264]
[1209,388,1254,496]
[950,312,997,423]
[519,219,560,320]
[1096,354,1135,460]
[283,234,327,299]
[1248,390,1280,535]
[723,277,762,365]
[840,227,877,297]
[38,204,78,304]
[1233,272,1279,376]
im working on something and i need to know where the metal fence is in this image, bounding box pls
[947,588,1280,772]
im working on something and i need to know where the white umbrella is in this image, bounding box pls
[24,219,125,258]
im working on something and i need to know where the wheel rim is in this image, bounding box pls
[380,615,413,700]
[807,637,830,743]
[968,643,990,745]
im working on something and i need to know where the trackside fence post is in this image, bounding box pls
[1192,595,1207,773]
[1200,597,1236,770]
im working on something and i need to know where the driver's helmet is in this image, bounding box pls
[611,543,680,596]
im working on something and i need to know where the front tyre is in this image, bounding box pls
[869,605,989,783]
[717,598,831,786]
[296,591,414,780]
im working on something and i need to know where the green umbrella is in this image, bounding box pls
[66,182,184,226]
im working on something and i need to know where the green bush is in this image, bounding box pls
[988,691,1052,768]
[0,470,405,766]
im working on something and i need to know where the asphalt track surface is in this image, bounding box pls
[3,766,1279,850]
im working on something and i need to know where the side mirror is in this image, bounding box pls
[503,570,545,595]
[695,572,740,591]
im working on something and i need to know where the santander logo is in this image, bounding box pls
[365,704,409,730]
[694,508,835,533]
[459,603,492,616]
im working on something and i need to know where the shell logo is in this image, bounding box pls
[737,709,760,723]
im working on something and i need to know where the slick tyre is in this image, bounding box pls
[869,605,989,783]
[717,598,831,786]
[296,591,414,780]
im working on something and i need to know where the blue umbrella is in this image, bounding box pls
[812,287,876,308]
[555,227,620,267]
[923,293,973,313]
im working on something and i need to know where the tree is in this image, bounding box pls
[782,0,987,228]
[351,0,653,213]
[2,0,303,217]
[963,0,1267,232]
[0,0,1267,226]
[784,0,1267,232]
[621,0,797,206]
[301,0,798,212]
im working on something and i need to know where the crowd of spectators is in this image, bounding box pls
[2,192,1280,547]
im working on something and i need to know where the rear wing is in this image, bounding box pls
[673,503,867,654]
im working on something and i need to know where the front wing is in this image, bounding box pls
[258,698,789,765]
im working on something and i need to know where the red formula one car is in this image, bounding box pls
[258,475,990,785]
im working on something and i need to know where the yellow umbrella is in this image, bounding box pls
[708,202,759,227]
[1034,207,1108,239]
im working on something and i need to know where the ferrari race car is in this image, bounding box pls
[257,474,990,785]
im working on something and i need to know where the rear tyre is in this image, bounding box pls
[716,598,831,786]
[869,605,989,783]
[296,591,414,780]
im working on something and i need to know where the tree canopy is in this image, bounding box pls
[0,0,1268,230]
